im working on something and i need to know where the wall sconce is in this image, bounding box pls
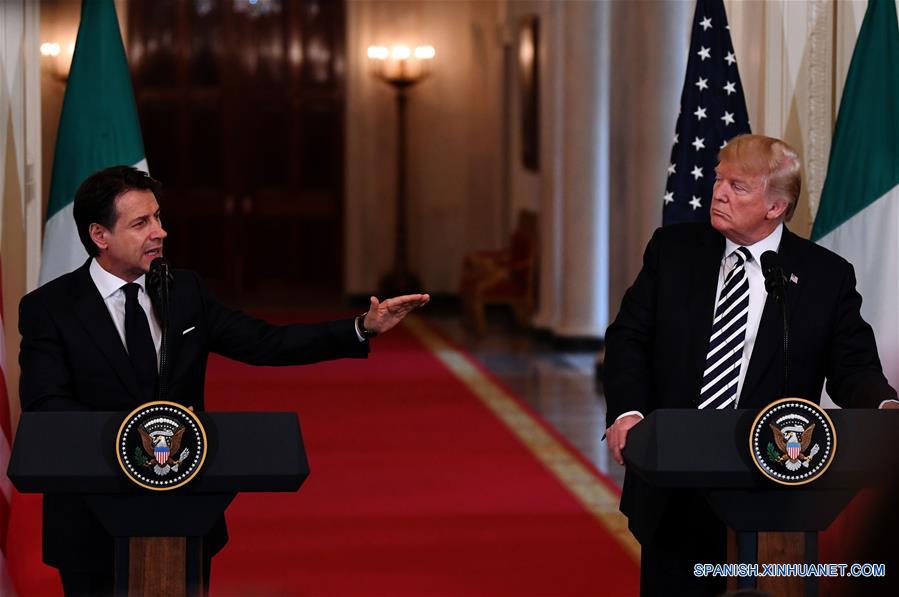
[366,43,436,294]
[41,40,75,82]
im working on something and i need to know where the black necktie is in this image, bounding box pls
[123,283,158,399]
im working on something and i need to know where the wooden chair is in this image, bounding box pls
[460,210,538,335]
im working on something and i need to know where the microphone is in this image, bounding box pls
[148,258,173,401]
[760,250,787,302]
[148,257,174,321]
[148,257,173,293]
[760,250,789,396]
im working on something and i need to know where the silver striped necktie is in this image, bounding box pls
[699,246,752,409]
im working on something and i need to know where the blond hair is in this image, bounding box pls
[718,134,801,220]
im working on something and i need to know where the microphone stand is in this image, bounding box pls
[765,272,789,396]
[779,292,789,398]
[149,259,172,402]
[761,251,789,397]
[158,263,170,402]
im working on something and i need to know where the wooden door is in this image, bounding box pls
[129,0,345,301]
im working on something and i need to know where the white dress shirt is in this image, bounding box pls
[89,259,162,369]
[613,223,898,424]
[614,225,783,422]
[720,224,783,406]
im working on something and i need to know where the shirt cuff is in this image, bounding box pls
[353,316,367,343]
[615,410,644,422]
[602,410,645,441]
[878,399,899,409]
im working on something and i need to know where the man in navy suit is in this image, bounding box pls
[19,165,429,596]
[603,134,898,596]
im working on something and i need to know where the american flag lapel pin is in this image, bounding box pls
[790,273,799,284]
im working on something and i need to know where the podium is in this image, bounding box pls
[7,411,309,596]
[624,409,899,597]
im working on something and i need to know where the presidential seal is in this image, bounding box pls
[749,398,836,486]
[116,401,207,491]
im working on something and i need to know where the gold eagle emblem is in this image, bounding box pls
[139,426,188,468]
[770,422,815,463]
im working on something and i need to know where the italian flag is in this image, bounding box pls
[40,0,147,286]
[812,0,899,392]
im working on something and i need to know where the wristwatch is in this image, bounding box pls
[356,312,378,339]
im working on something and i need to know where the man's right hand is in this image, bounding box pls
[605,414,643,466]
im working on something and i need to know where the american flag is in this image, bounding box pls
[663,0,751,226]
[0,259,15,594]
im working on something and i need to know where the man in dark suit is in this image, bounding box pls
[18,165,429,596]
[603,134,898,596]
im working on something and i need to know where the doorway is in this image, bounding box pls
[128,0,346,304]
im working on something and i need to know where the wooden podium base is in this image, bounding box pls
[116,537,203,597]
[727,529,817,597]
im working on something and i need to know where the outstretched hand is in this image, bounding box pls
[363,294,430,335]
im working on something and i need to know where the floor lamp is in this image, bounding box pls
[367,44,435,295]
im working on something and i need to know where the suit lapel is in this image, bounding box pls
[72,263,145,402]
[689,227,726,400]
[740,227,805,405]
[781,237,802,331]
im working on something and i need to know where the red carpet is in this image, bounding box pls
[7,315,638,596]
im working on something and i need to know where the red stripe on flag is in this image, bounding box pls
[0,260,10,440]
[0,494,8,551]
[0,256,17,595]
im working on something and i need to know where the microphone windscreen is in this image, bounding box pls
[760,250,781,274]
[148,257,173,290]
[149,257,166,273]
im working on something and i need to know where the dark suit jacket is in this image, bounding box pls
[18,260,369,571]
[604,223,896,544]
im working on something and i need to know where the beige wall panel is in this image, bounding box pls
[345,0,505,294]
[1,0,41,432]
[756,0,833,238]
[725,0,766,136]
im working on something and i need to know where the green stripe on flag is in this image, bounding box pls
[41,0,146,285]
[47,0,144,218]
[811,0,899,241]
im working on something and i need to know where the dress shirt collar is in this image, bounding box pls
[89,258,147,298]
[724,223,783,264]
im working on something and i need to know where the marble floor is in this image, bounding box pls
[425,311,626,489]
